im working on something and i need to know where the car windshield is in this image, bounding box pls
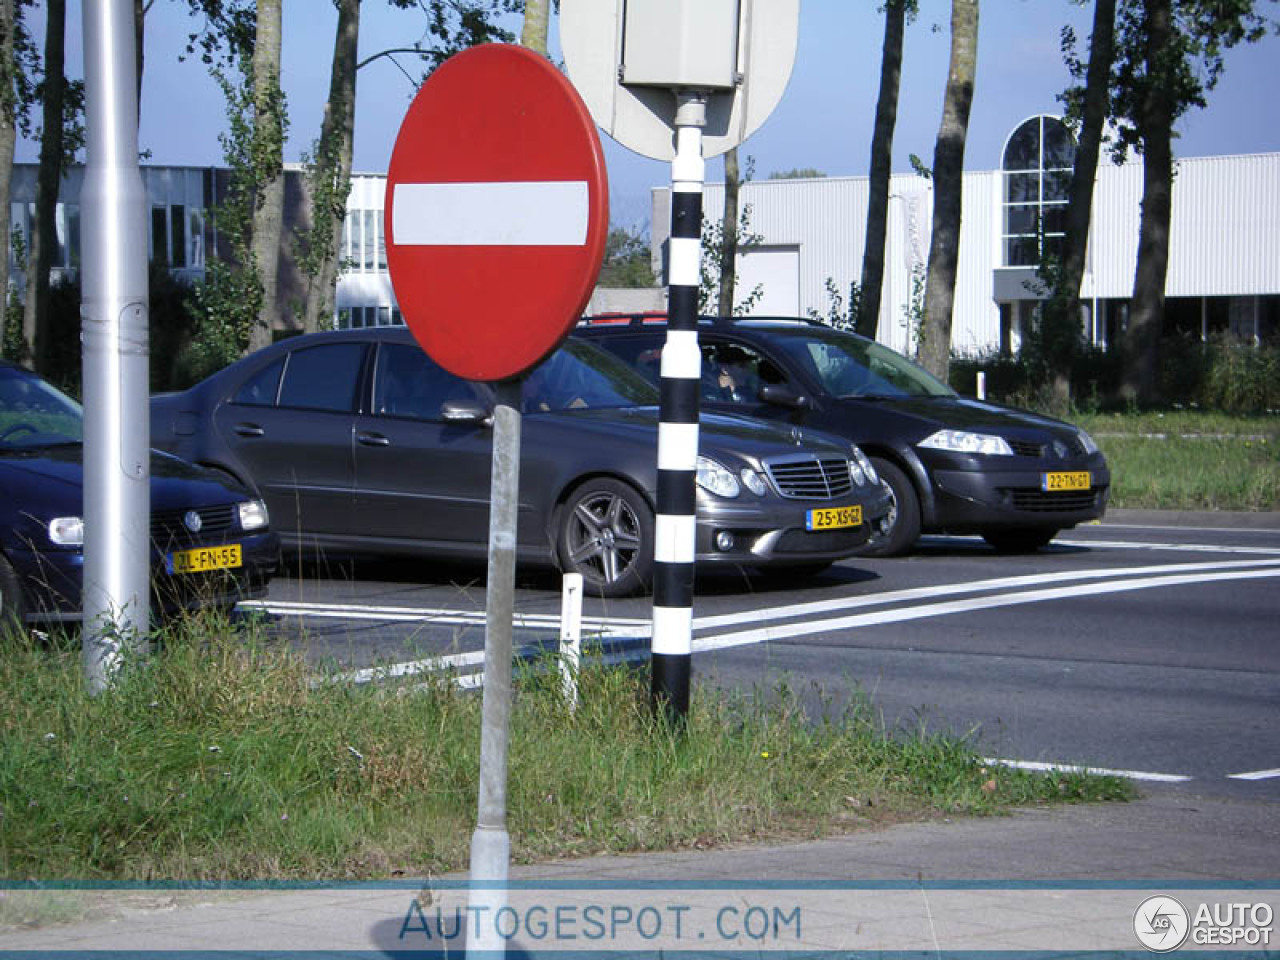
[0,366,83,452]
[523,339,658,413]
[772,330,955,399]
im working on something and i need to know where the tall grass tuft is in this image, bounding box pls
[1,616,1130,881]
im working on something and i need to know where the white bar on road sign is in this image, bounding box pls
[391,181,589,246]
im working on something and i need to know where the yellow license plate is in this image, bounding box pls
[167,544,243,574]
[1043,471,1092,492]
[806,505,862,531]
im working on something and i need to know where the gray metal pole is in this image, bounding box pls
[467,377,522,957]
[80,0,151,692]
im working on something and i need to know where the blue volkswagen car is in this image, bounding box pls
[0,361,280,628]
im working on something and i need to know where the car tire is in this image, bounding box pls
[858,458,920,557]
[557,478,654,599]
[982,528,1058,553]
[0,554,27,634]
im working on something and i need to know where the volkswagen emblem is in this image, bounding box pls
[183,510,203,534]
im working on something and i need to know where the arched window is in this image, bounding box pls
[1001,115,1075,267]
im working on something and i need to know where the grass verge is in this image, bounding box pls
[1,615,1132,881]
[1075,411,1279,511]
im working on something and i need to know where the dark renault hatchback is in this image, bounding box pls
[0,361,280,627]
[150,328,890,597]
[579,316,1110,555]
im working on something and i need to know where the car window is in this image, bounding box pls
[277,344,365,412]
[0,366,82,449]
[583,334,664,386]
[373,343,484,421]
[776,332,954,399]
[524,340,658,413]
[701,341,786,404]
[233,357,284,406]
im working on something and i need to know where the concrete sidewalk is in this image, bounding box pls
[2,788,1276,954]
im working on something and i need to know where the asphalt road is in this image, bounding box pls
[246,511,1280,799]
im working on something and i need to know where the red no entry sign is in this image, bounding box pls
[385,44,609,382]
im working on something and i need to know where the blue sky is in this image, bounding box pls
[21,0,1280,228]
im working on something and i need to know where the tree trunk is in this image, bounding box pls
[918,0,978,383]
[23,0,66,374]
[857,0,906,341]
[717,147,740,318]
[521,0,550,56]
[248,0,284,352]
[1122,0,1173,404]
[1042,0,1116,405]
[135,0,145,121]
[301,0,359,335]
[0,0,17,347]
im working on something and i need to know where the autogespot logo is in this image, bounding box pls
[1134,895,1190,952]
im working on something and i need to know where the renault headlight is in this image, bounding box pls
[1077,428,1100,455]
[696,456,741,498]
[918,429,1014,456]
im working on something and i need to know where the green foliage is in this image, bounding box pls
[699,204,763,316]
[0,0,41,140]
[952,335,1280,416]
[596,225,657,288]
[901,265,927,355]
[767,168,826,180]
[0,619,1131,880]
[179,61,273,378]
[1108,0,1272,162]
[808,277,861,331]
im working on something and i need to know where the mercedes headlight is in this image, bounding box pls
[696,456,741,498]
[850,446,878,485]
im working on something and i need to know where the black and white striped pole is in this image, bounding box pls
[651,91,708,722]
[558,0,800,725]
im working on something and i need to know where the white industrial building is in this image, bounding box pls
[656,116,1279,357]
[9,115,1278,355]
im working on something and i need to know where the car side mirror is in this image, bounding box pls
[759,384,811,411]
[441,401,494,427]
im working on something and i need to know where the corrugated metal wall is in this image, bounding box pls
[681,152,1280,353]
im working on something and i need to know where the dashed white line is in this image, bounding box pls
[1227,768,1280,781]
[984,758,1194,784]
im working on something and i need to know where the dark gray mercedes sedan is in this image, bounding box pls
[150,328,890,597]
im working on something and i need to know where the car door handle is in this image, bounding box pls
[233,423,265,437]
[356,431,391,447]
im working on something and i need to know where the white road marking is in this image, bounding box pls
[240,598,646,637]
[1058,537,1280,556]
[1227,768,1280,781]
[691,557,1280,632]
[983,757,1194,784]
[692,565,1280,652]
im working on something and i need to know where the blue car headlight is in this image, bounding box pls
[238,500,270,531]
[48,516,84,546]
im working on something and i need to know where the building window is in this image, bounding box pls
[1001,115,1074,267]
